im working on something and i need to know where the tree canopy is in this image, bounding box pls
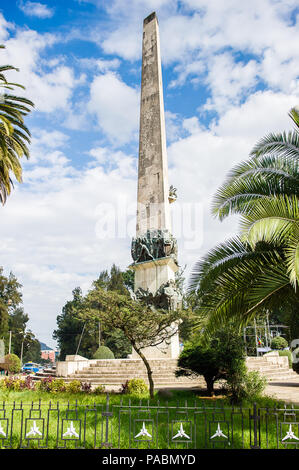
[0,45,34,204]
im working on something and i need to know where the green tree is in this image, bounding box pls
[8,306,40,362]
[176,326,245,396]
[0,45,34,204]
[53,266,133,360]
[0,267,22,343]
[189,109,299,335]
[79,287,183,398]
[53,287,89,360]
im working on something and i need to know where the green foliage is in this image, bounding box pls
[2,353,21,374]
[0,376,22,391]
[53,287,89,360]
[92,385,105,394]
[103,329,131,358]
[225,367,267,404]
[125,378,149,396]
[8,307,41,363]
[176,327,245,396]
[0,376,105,394]
[270,336,288,350]
[267,301,299,344]
[189,109,299,336]
[53,267,134,360]
[65,380,81,394]
[93,345,115,360]
[278,350,292,368]
[0,268,23,341]
[243,370,267,399]
[0,45,34,204]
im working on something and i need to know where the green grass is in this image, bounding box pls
[0,388,296,449]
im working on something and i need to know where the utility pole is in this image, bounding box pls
[20,340,24,365]
[75,323,85,356]
[8,331,12,355]
[99,322,101,348]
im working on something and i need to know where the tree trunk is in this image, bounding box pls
[132,342,155,399]
[205,375,215,397]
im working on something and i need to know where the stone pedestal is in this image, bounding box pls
[130,256,181,359]
[132,257,178,293]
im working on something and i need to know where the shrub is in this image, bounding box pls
[278,350,292,368]
[125,378,149,396]
[176,326,245,396]
[3,354,21,374]
[81,382,92,393]
[65,380,81,394]
[39,376,54,392]
[93,346,115,360]
[2,377,22,391]
[243,370,267,399]
[19,375,34,390]
[225,367,267,404]
[270,336,288,350]
[121,380,129,394]
[50,378,67,393]
[92,385,105,394]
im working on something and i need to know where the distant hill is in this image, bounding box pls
[39,342,53,351]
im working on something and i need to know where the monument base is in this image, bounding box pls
[130,256,178,293]
[129,321,181,360]
[129,257,181,359]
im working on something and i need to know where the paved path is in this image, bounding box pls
[265,377,299,405]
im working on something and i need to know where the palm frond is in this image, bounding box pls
[250,131,299,160]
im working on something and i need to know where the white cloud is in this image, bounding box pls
[31,129,69,151]
[88,72,139,145]
[1,140,137,347]
[167,88,297,282]
[202,53,259,112]
[18,1,55,18]
[214,90,297,138]
[1,28,80,114]
[78,57,121,73]
[96,0,299,116]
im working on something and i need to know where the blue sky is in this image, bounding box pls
[0,0,298,349]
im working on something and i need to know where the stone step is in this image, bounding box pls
[265,372,298,380]
[92,359,179,366]
[89,364,178,370]
[71,372,188,379]
[82,369,179,375]
[246,366,290,373]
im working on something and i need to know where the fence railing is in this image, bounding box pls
[0,395,298,449]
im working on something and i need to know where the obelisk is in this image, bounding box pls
[130,12,180,359]
[136,11,171,237]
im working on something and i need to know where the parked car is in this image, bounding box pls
[22,362,40,374]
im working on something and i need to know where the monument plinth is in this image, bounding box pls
[130,12,181,360]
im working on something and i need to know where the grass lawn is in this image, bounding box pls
[0,387,297,449]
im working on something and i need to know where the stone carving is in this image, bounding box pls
[134,279,182,311]
[131,229,178,264]
[169,185,177,203]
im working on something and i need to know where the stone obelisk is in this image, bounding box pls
[130,12,180,359]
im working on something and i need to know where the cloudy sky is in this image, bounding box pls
[0,0,298,349]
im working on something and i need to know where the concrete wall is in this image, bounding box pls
[56,355,97,377]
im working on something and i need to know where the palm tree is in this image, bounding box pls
[0,45,34,204]
[189,108,299,335]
